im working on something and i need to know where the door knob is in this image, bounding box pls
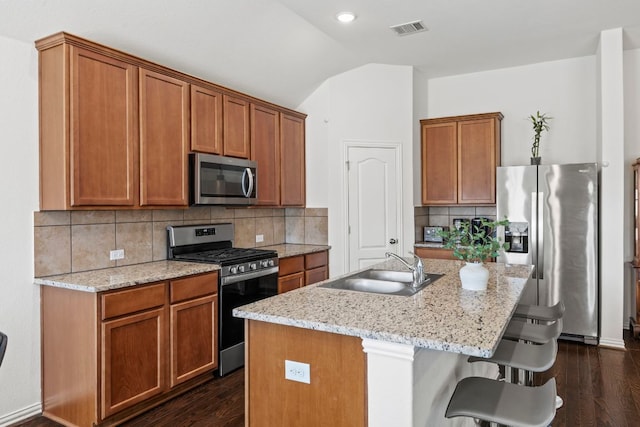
[389,238,398,244]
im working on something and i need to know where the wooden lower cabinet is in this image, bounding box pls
[102,307,166,418]
[278,251,329,293]
[246,320,366,427]
[41,271,218,426]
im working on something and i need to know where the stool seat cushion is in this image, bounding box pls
[469,338,557,372]
[514,301,565,322]
[446,377,556,427]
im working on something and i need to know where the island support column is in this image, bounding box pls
[362,339,497,427]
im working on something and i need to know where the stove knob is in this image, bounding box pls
[250,263,257,270]
[238,265,245,273]
[261,260,268,268]
[268,259,275,267]
[230,266,237,274]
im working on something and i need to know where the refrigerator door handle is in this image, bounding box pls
[537,191,544,280]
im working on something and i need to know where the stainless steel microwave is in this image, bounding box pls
[190,153,257,205]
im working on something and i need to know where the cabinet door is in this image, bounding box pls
[101,307,166,418]
[251,104,280,205]
[278,272,304,294]
[191,84,223,154]
[223,95,251,159]
[69,46,138,207]
[457,118,498,204]
[421,122,457,205]
[633,161,640,267]
[280,113,305,206]
[170,294,217,387]
[305,266,328,286]
[139,69,189,206]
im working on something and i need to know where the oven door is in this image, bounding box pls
[218,267,278,376]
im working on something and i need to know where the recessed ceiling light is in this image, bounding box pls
[336,11,356,23]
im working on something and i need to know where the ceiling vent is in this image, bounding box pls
[390,20,427,36]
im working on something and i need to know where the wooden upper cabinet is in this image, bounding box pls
[38,43,139,209]
[420,112,502,206]
[251,103,281,206]
[139,69,189,206]
[421,122,457,205]
[37,32,307,210]
[457,118,500,204]
[223,95,251,159]
[191,84,223,154]
[280,113,306,206]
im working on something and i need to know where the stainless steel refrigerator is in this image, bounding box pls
[497,163,598,344]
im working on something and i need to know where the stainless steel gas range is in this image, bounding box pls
[167,223,279,376]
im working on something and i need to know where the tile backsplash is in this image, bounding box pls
[414,206,497,243]
[34,207,328,277]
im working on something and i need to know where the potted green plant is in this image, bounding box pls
[438,218,509,290]
[529,111,551,165]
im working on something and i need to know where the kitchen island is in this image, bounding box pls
[234,258,532,427]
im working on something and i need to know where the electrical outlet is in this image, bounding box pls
[285,360,310,384]
[256,234,264,243]
[110,249,125,261]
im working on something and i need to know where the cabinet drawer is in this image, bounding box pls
[305,266,328,286]
[305,251,328,270]
[170,272,218,304]
[279,255,304,276]
[102,283,166,320]
[414,247,457,260]
[278,272,304,294]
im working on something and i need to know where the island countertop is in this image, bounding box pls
[234,258,532,357]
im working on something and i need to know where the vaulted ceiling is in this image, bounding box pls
[2,0,640,108]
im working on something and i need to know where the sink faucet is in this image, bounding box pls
[385,252,425,288]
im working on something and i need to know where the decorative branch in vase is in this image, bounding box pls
[529,111,551,165]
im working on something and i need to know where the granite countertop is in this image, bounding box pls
[34,261,220,293]
[234,258,532,357]
[261,244,331,258]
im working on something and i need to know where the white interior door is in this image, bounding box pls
[347,145,401,271]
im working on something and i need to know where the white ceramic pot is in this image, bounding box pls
[459,262,489,291]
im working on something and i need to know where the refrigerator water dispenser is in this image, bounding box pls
[505,222,528,253]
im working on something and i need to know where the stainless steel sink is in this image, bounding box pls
[319,269,443,296]
[342,278,407,294]
[360,270,413,282]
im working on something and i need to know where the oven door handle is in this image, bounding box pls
[221,266,279,286]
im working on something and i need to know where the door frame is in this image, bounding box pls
[343,141,404,271]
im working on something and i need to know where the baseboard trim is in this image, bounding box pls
[0,402,42,427]
[598,337,626,350]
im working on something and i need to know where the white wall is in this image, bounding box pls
[298,63,414,276]
[0,36,42,423]
[423,56,598,166]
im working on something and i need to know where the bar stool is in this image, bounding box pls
[468,337,557,375]
[446,377,557,427]
[447,321,561,426]
[513,300,565,323]
[503,316,562,343]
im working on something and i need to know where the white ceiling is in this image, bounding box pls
[2,0,640,108]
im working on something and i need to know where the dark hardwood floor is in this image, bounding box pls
[14,331,640,426]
